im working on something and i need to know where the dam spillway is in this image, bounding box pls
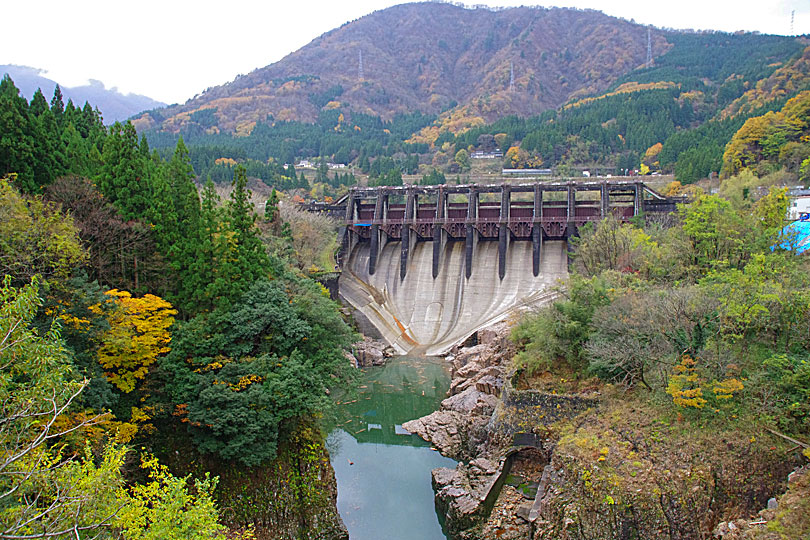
[339,239,568,356]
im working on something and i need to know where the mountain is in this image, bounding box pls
[1,64,165,123]
[134,2,806,189]
[135,2,669,134]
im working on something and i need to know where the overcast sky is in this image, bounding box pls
[3,0,809,105]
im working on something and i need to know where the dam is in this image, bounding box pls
[305,180,679,355]
[341,239,567,355]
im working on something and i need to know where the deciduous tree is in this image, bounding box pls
[0,176,85,286]
[94,290,177,394]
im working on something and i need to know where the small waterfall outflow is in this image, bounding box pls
[339,239,568,356]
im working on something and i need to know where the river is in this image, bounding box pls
[327,355,456,539]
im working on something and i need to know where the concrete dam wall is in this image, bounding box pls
[339,239,568,356]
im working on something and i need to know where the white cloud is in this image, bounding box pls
[3,0,807,104]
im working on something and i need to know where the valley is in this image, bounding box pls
[1,2,809,539]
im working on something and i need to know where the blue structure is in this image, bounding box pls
[779,216,810,254]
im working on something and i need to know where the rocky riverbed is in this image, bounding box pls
[400,321,809,540]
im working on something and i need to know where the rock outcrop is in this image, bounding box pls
[403,321,512,460]
[402,322,518,535]
[351,337,393,367]
[432,458,501,536]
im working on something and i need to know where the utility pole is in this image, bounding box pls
[509,61,515,92]
[646,27,653,68]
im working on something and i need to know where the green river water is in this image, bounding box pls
[327,355,457,539]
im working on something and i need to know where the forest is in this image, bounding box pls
[451,35,809,183]
[0,74,357,537]
[142,108,433,187]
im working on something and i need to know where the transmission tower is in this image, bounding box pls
[791,10,795,35]
[646,27,653,68]
[509,61,515,92]
[358,50,364,81]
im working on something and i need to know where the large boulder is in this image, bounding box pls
[442,387,500,416]
[353,337,387,367]
[402,410,490,460]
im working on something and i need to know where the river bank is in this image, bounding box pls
[400,321,809,540]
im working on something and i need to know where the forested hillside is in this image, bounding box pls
[132,2,806,189]
[452,36,809,183]
[0,74,354,537]
[135,3,666,133]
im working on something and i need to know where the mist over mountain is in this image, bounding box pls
[1,64,165,123]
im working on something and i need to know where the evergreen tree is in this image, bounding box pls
[99,122,151,220]
[50,84,64,120]
[146,165,176,255]
[194,177,221,313]
[167,137,202,314]
[29,105,62,188]
[139,133,151,160]
[62,124,90,177]
[227,165,269,284]
[29,88,49,117]
[316,158,329,183]
[0,76,35,190]
[64,98,76,123]
[200,166,269,312]
[265,188,279,223]
[81,103,106,147]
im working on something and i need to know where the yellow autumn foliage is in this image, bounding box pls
[407,105,485,146]
[564,81,678,110]
[721,90,810,177]
[721,46,810,119]
[235,121,256,137]
[667,356,707,409]
[712,378,744,400]
[215,157,238,167]
[644,143,663,160]
[664,181,683,197]
[93,290,177,394]
[230,374,264,391]
[667,356,744,410]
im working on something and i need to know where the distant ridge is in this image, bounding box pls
[1,64,165,124]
